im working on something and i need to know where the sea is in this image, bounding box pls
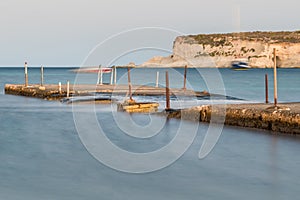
[0,67,300,200]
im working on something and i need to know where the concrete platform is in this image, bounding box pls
[4,84,212,100]
[163,103,300,135]
[117,100,159,113]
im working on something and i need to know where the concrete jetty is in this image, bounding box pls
[4,84,211,100]
[164,103,300,135]
[5,84,300,134]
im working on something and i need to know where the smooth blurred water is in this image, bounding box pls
[0,67,300,200]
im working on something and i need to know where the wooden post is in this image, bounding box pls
[110,67,113,85]
[67,80,70,98]
[40,65,44,86]
[58,82,62,94]
[273,48,278,106]
[183,65,187,90]
[114,66,117,85]
[265,74,269,103]
[156,71,159,87]
[127,68,133,101]
[24,62,28,87]
[165,71,170,110]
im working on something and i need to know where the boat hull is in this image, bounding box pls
[231,61,251,70]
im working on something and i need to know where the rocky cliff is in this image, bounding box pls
[141,31,300,68]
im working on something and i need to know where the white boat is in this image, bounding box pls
[231,60,251,70]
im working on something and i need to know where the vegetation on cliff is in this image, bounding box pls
[188,31,300,47]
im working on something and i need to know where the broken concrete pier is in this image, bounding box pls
[4,84,212,100]
[164,103,300,135]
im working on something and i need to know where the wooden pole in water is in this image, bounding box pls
[114,66,117,85]
[67,80,70,98]
[58,82,62,94]
[273,48,278,106]
[156,71,159,88]
[127,67,133,101]
[24,62,28,87]
[265,74,269,103]
[165,71,170,110]
[183,65,187,90]
[40,65,44,86]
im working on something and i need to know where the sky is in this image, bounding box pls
[0,0,299,66]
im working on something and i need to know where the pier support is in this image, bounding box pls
[156,71,159,88]
[265,74,269,103]
[97,65,103,85]
[40,65,44,86]
[273,48,278,107]
[114,66,117,85]
[67,80,70,98]
[110,67,113,85]
[127,68,133,101]
[165,71,170,110]
[24,62,28,87]
[58,82,62,94]
[183,65,187,90]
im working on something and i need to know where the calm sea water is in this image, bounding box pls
[0,67,300,200]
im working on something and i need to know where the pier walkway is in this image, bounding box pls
[164,103,300,134]
[4,84,211,100]
[5,84,300,134]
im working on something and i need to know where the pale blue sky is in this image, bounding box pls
[0,0,299,66]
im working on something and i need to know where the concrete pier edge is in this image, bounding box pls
[162,103,300,135]
[4,84,300,135]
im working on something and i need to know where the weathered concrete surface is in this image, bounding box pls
[164,103,300,134]
[6,84,299,134]
[4,84,69,100]
[117,100,159,113]
[4,84,212,100]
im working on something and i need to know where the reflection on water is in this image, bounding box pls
[0,68,300,199]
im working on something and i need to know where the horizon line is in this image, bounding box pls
[0,65,79,68]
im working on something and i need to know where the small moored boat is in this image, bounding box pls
[231,60,251,70]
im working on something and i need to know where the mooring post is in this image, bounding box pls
[24,62,28,87]
[156,71,159,88]
[273,48,278,107]
[110,67,113,85]
[165,71,170,110]
[265,74,269,103]
[114,66,117,85]
[40,65,44,86]
[127,67,133,101]
[183,65,187,90]
[67,80,70,98]
[58,82,62,94]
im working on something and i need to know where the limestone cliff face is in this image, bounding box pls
[141,31,300,68]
